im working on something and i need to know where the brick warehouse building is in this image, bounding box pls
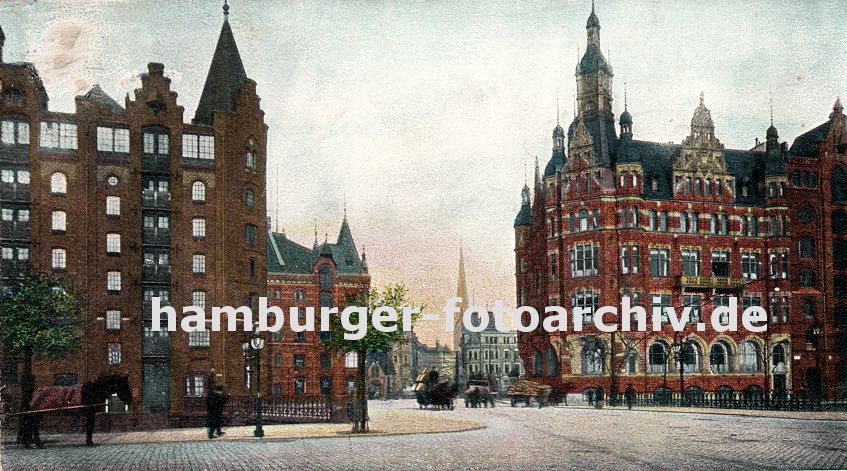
[0,5,269,420]
[266,216,370,399]
[514,5,847,400]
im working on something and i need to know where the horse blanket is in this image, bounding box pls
[30,385,82,410]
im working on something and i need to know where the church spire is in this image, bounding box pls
[193,0,248,125]
[454,242,469,350]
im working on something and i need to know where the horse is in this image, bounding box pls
[414,369,456,410]
[464,383,495,408]
[25,374,132,447]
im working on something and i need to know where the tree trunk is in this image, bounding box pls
[353,348,369,433]
[16,350,34,445]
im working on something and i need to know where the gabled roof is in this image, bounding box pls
[193,19,247,125]
[267,219,366,276]
[79,84,125,115]
[788,121,830,157]
[566,114,618,167]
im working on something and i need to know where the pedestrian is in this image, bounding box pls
[587,390,594,407]
[625,385,634,410]
[206,386,228,439]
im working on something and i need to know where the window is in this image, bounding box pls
[620,245,639,274]
[571,290,599,323]
[192,291,206,309]
[294,289,306,303]
[245,224,257,246]
[320,377,332,395]
[107,271,121,292]
[710,214,719,234]
[107,175,119,186]
[246,149,256,170]
[579,210,588,231]
[750,217,758,236]
[711,250,730,277]
[40,122,77,150]
[188,331,210,347]
[191,181,206,202]
[186,375,207,397]
[651,294,671,322]
[192,254,206,274]
[294,378,305,395]
[713,295,731,324]
[649,248,669,277]
[320,352,331,369]
[106,310,121,330]
[192,218,206,238]
[649,210,657,231]
[581,338,604,375]
[143,130,169,154]
[682,295,702,323]
[679,213,688,233]
[51,248,66,269]
[51,172,67,194]
[1,120,30,144]
[709,343,729,373]
[658,211,668,232]
[772,345,786,366]
[294,354,305,369]
[719,214,729,235]
[690,213,699,234]
[246,189,254,209]
[769,251,788,278]
[345,352,359,368]
[570,244,599,277]
[106,233,121,254]
[770,294,790,324]
[799,237,815,259]
[681,249,700,276]
[741,252,759,280]
[680,342,699,373]
[799,271,816,288]
[740,341,761,372]
[107,343,121,365]
[52,211,67,232]
[182,134,215,160]
[96,127,129,153]
[106,196,120,216]
[649,343,668,373]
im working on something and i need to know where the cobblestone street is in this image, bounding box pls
[3,400,846,470]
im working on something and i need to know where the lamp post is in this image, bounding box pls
[671,332,686,405]
[243,333,265,438]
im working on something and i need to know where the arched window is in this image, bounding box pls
[546,346,558,377]
[680,342,699,373]
[694,178,702,196]
[51,172,67,194]
[833,167,847,203]
[648,210,657,231]
[741,341,761,372]
[684,386,704,404]
[744,385,764,403]
[191,181,206,202]
[740,216,748,236]
[684,177,692,195]
[716,386,734,403]
[579,210,588,231]
[319,265,334,291]
[631,171,638,188]
[581,338,604,375]
[834,211,847,234]
[679,213,688,233]
[772,344,786,366]
[651,177,658,192]
[710,342,729,373]
[648,342,667,374]
[705,178,712,196]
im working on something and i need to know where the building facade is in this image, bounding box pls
[458,313,523,392]
[515,5,846,400]
[416,340,456,381]
[0,6,269,418]
[265,217,370,400]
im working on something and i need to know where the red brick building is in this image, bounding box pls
[514,5,846,400]
[266,216,370,399]
[0,6,269,419]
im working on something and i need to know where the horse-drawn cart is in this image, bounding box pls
[507,380,552,408]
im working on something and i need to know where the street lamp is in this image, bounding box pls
[671,332,688,405]
[243,334,265,438]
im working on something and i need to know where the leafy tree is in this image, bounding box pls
[323,284,420,432]
[0,271,84,441]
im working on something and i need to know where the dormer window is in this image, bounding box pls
[4,89,23,107]
[650,177,658,192]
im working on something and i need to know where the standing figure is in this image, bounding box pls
[206,386,228,439]
[625,385,635,410]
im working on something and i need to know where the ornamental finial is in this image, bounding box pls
[223,0,230,18]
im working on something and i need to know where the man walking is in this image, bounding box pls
[625,384,635,410]
[206,386,228,439]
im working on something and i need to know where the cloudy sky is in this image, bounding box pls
[4,0,845,346]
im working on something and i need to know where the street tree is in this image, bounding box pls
[0,271,84,442]
[323,284,420,433]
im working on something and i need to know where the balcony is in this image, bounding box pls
[0,183,29,202]
[142,228,170,245]
[679,275,747,291]
[142,266,171,283]
[142,190,170,209]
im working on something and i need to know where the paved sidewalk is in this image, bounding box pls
[1,409,483,447]
[546,403,847,421]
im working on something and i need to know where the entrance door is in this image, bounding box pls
[773,374,787,399]
[143,363,170,413]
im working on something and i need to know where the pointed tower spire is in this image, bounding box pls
[193,1,248,125]
[534,155,541,186]
[361,245,368,273]
[454,242,469,350]
[0,24,6,64]
[313,218,318,250]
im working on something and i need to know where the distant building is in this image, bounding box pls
[266,215,370,399]
[459,312,524,392]
[417,340,455,381]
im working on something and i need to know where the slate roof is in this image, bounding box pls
[193,18,247,125]
[788,121,831,157]
[267,218,365,276]
[514,202,532,227]
[575,43,613,76]
[79,84,125,115]
[543,148,565,177]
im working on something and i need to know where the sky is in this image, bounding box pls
[3,0,846,347]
